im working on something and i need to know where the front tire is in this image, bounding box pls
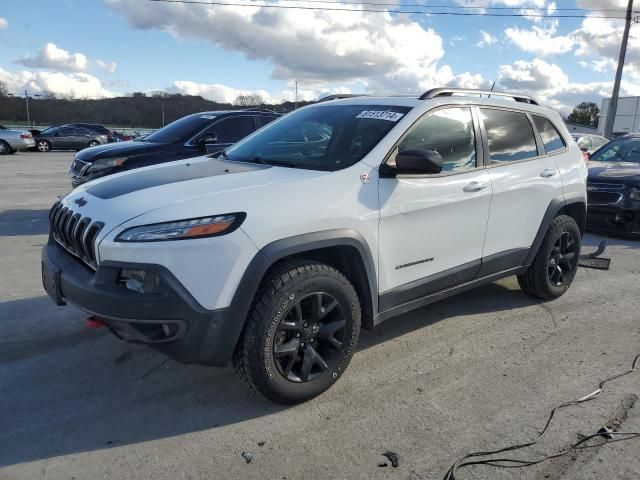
[234,261,361,404]
[518,215,581,300]
[36,140,51,152]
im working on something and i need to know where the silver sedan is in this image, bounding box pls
[0,125,36,154]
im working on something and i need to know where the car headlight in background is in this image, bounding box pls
[629,188,640,201]
[115,213,246,242]
[86,157,127,174]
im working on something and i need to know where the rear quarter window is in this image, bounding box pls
[532,115,565,154]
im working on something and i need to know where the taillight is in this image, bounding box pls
[20,133,31,138]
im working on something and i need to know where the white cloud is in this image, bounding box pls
[105,0,478,94]
[476,30,497,48]
[498,58,640,113]
[170,80,274,103]
[0,17,8,29]
[505,24,574,56]
[15,43,88,72]
[96,59,118,74]
[14,42,119,76]
[0,67,116,99]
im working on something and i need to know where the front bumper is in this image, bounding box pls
[587,204,640,238]
[42,238,239,366]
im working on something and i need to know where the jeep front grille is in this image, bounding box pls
[48,202,104,269]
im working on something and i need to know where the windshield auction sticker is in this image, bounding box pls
[356,111,405,122]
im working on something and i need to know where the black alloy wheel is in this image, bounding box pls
[547,231,578,286]
[234,261,361,404]
[273,292,346,383]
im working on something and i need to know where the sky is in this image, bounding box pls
[0,0,638,113]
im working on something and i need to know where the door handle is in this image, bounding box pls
[540,168,557,178]
[463,181,488,192]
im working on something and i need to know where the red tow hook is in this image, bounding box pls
[85,316,105,329]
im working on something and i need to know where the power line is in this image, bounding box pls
[148,0,630,18]
[241,0,632,13]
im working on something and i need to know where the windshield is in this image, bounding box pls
[225,104,411,171]
[143,113,215,144]
[591,138,640,163]
[40,126,59,135]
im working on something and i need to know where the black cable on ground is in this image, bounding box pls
[443,353,640,480]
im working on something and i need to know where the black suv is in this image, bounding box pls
[70,110,280,187]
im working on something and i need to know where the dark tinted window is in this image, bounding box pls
[397,107,476,172]
[533,116,565,153]
[257,115,279,128]
[591,138,640,163]
[226,104,410,171]
[144,113,215,143]
[210,116,256,143]
[480,108,538,163]
[57,127,75,136]
[75,128,91,135]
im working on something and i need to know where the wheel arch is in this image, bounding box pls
[524,192,587,267]
[209,229,378,366]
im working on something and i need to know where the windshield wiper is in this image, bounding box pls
[247,156,298,168]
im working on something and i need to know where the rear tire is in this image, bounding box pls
[518,215,581,300]
[0,140,10,155]
[234,261,361,404]
[88,140,100,148]
[36,140,51,152]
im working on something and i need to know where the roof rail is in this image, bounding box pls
[419,88,538,105]
[316,94,368,103]
[241,108,280,114]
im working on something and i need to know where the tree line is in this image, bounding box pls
[0,85,311,128]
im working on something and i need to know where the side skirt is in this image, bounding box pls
[374,266,528,325]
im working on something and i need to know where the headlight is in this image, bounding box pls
[629,188,640,201]
[87,157,127,174]
[115,213,246,242]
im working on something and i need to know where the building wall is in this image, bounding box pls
[599,96,640,136]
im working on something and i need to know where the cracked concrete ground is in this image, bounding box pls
[1,151,639,480]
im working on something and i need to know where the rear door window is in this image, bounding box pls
[480,108,538,163]
[210,116,256,143]
[257,115,279,128]
[532,116,565,153]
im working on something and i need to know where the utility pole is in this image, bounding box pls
[294,80,298,110]
[161,102,165,127]
[24,89,31,127]
[603,0,634,139]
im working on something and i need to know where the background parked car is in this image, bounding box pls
[111,131,134,142]
[66,123,115,142]
[70,109,280,187]
[0,124,36,154]
[571,133,609,155]
[586,133,640,238]
[34,125,109,152]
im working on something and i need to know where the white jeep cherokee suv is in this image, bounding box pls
[42,88,587,404]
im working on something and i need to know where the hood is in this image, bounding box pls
[60,157,325,239]
[74,140,169,163]
[588,161,640,184]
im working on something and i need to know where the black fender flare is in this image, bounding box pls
[523,192,587,267]
[205,229,378,365]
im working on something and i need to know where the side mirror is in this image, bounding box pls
[199,134,218,145]
[395,148,443,175]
